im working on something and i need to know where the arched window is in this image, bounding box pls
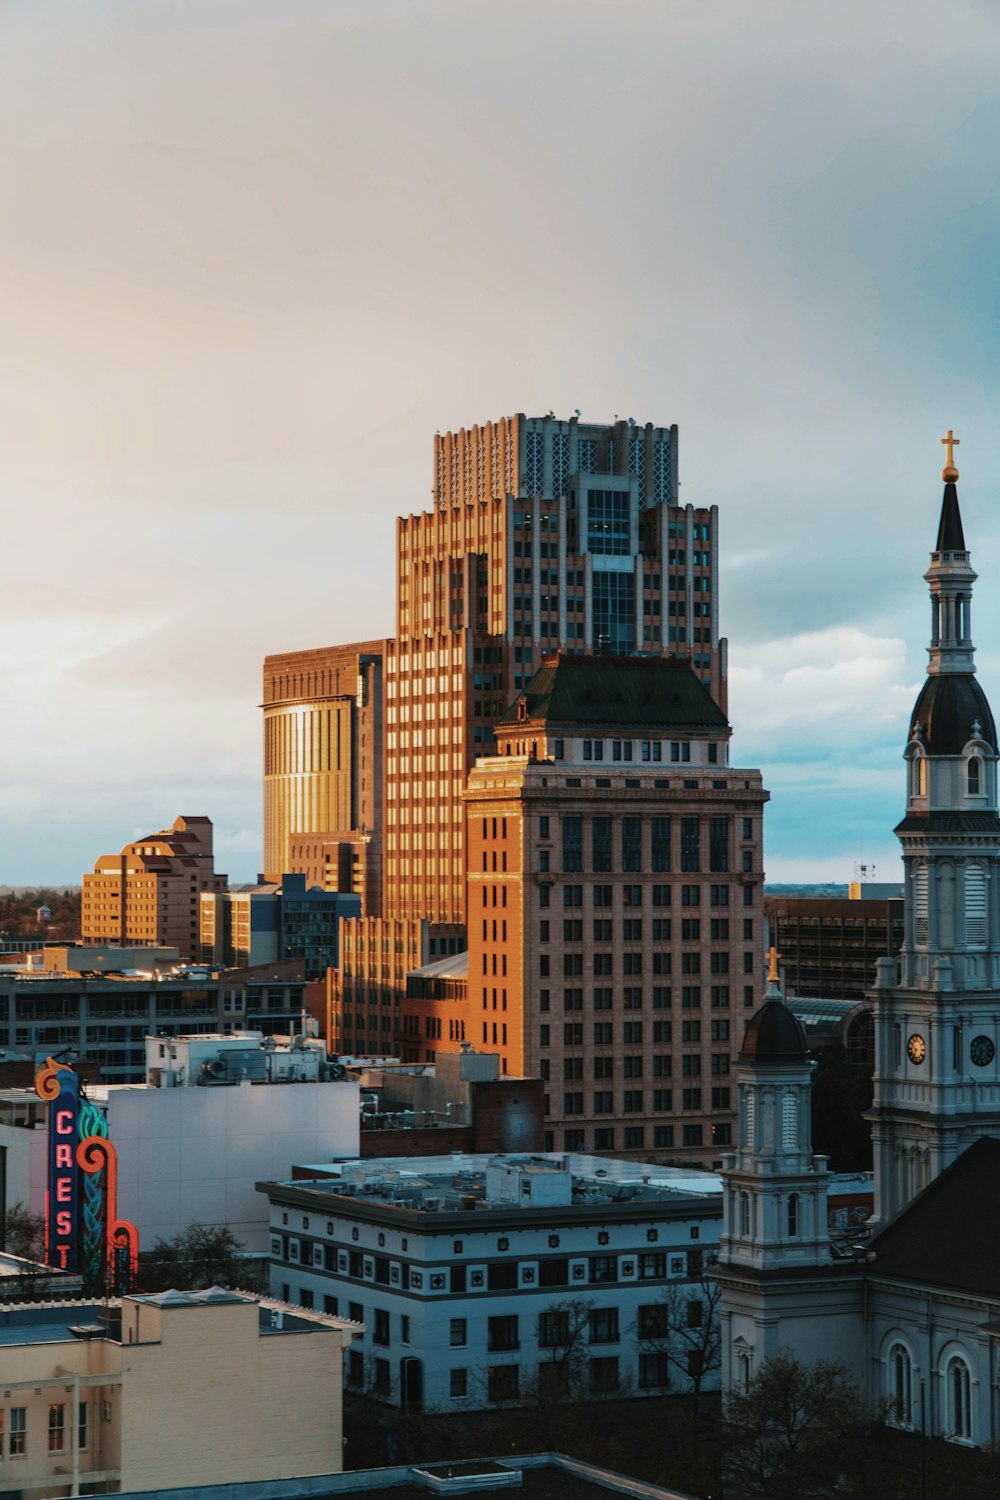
[736,1348,752,1392]
[945,1354,972,1442]
[968,757,981,796]
[917,757,927,797]
[887,1343,913,1427]
[787,1193,799,1237]
[739,1191,750,1237]
[744,1089,756,1149]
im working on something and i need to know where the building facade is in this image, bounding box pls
[717,446,1000,1447]
[200,874,360,977]
[0,1290,356,1495]
[81,815,227,961]
[262,639,385,892]
[261,1151,722,1413]
[764,893,903,1002]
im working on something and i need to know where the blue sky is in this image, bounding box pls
[2,0,1000,884]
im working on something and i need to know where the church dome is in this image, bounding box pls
[910,673,997,755]
[738,999,809,1065]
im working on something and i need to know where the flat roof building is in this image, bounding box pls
[0,1290,357,1495]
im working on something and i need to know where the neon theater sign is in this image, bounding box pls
[34,1057,139,1292]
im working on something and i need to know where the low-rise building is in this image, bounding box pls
[259,1151,723,1412]
[0,1289,357,1495]
[7,1033,361,1254]
[200,874,360,977]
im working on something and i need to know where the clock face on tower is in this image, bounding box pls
[971,1035,996,1068]
[907,1033,927,1064]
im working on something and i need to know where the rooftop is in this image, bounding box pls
[496,653,729,734]
[267,1151,722,1218]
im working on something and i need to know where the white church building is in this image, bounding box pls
[717,439,1000,1447]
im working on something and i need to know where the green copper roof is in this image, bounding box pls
[497,654,729,733]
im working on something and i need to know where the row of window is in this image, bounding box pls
[545,883,747,908]
[548,1122,723,1150]
[540,918,751,940]
[0,1402,90,1458]
[558,816,746,874]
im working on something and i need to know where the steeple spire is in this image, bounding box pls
[924,433,976,680]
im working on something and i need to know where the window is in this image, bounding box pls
[968,757,982,795]
[450,1318,467,1346]
[488,1315,519,1351]
[681,819,700,871]
[563,816,583,872]
[451,1368,468,1398]
[593,918,613,941]
[488,1365,520,1403]
[78,1402,88,1451]
[48,1404,65,1453]
[887,1343,913,1428]
[590,1255,617,1282]
[787,1193,799,1237]
[563,884,583,908]
[589,1356,620,1393]
[589,1307,620,1343]
[638,1303,669,1339]
[539,1309,570,1347]
[682,1123,703,1146]
[622,817,642,872]
[10,1407,26,1456]
[374,1308,390,1345]
[709,818,730,872]
[639,1351,670,1389]
[945,1354,972,1442]
[592,817,613,872]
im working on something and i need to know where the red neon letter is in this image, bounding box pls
[56,1210,73,1236]
[56,1177,72,1202]
[55,1143,73,1168]
[55,1109,73,1135]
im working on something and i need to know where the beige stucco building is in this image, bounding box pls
[0,1289,357,1495]
[81,816,227,962]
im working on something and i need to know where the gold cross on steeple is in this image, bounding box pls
[767,945,781,985]
[941,429,960,482]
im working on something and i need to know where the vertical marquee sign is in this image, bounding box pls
[33,1056,139,1291]
[34,1057,80,1270]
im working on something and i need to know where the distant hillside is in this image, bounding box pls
[0,887,81,941]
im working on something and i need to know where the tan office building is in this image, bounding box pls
[81,816,227,962]
[0,1289,357,1495]
[262,640,385,905]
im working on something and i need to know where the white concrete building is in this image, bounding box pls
[5,1034,361,1254]
[259,1151,723,1411]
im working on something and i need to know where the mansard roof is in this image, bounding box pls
[869,1137,1000,1298]
[497,654,729,733]
[909,672,997,756]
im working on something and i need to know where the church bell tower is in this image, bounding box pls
[870,433,1000,1222]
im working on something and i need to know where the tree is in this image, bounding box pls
[138,1222,249,1291]
[721,1352,869,1500]
[633,1273,722,1411]
[3,1202,45,1260]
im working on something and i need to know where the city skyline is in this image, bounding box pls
[3,1,999,883]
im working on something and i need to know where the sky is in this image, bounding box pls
[2,0,1000,886]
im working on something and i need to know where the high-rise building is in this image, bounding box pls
[386,413,725,929]
[81,815,226,961]
[199,873,361,978]
[262,640,385,896]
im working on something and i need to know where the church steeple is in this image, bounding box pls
[870,438,1000,1223]
[924,437,977,679]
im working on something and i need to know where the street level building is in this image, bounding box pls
[0,1290,357,1495]
[81,816,227,962]
[260,1151,722,1413]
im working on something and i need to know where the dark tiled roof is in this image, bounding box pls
[738,998,810,1065]
[895,811,1000,836]
[935,482,966,551]
[497,654,729,732]
[909,672,997,755]
[869,1137,1000,1297]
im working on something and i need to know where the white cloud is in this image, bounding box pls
[730,628,919,749]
